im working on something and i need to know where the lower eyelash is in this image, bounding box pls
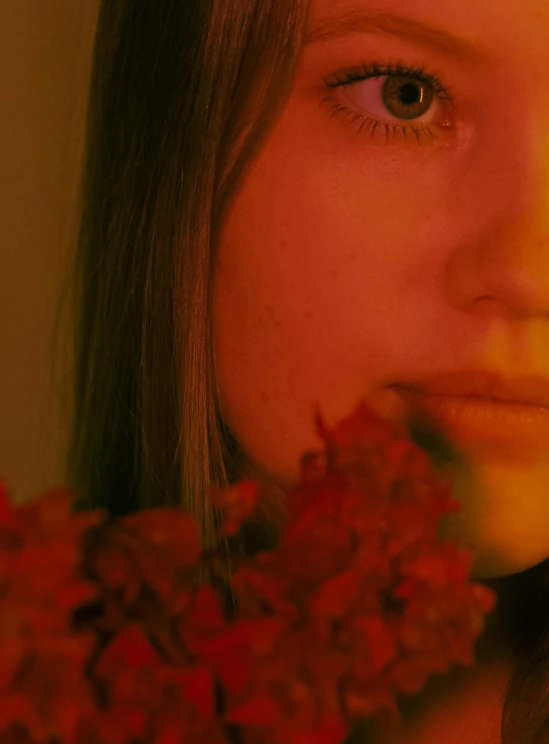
[320,97,438,144]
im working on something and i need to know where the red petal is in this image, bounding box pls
[19,487,74,530]
[309,570,360,619]
[187,617,286,660]
[53,580,97,610]
[120,510,202,564]
[94,545,134,587]
[208,481,259,535]
[353,616,397,673]
[176,665,215,718]
[218,647,250,694]
[184,586,226,632]
[94,626,159,677]
[225,694,281,726]
[287,717,349,744]
[231,565,296,617]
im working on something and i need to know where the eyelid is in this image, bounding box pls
[323,59,457,103]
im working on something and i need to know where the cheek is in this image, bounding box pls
[216,159,440,356]
[212,207,409,486]
[211,120,470,482]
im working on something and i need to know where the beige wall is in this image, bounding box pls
[1,3,98,504]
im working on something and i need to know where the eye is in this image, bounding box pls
[321,61,456,144]
[358,74,438,122]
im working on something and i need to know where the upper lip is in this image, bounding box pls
[393,369,549,410]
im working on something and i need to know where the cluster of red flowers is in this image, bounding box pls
[0,400,496,744]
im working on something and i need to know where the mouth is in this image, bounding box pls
[393,387,549,464]
[392,368,549,410]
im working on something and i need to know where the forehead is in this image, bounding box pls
[307,0,549,66]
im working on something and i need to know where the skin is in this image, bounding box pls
[212,0,549,583]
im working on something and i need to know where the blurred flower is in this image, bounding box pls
[0,399,496,743]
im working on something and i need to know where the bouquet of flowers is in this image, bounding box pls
[0,400,496,744]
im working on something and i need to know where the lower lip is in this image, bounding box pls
[394,388,549,462]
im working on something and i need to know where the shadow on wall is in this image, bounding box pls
[0,2,99,504]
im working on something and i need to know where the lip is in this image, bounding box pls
[392,369,549,461]
[394,369,549,409]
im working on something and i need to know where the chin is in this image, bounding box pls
[471,543,549,580]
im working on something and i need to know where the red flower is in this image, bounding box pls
[0,484,102,742]
[0,398,497,744]
[88,626,226,744]
[216,401,496,740]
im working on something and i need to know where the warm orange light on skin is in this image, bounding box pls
[212,0,549,581]
[305,7,491,65]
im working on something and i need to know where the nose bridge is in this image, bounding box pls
[488,119,549,282]
[452,92,549,320]
[444,7,549,321]
[486,73,549,246]
[508,129,549,247]
[518,65,549,222]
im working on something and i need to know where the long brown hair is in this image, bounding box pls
[57,2,549,741]
[63,0,310,551]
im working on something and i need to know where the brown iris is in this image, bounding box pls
[381,76,434,121]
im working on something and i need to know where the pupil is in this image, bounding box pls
[399,82,421,105]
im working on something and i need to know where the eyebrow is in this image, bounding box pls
[305,8,488,64]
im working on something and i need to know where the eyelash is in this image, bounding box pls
[321,60,456,144]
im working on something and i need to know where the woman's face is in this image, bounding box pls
[212,0,549,579]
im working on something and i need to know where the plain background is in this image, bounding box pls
[1,3,99,504]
